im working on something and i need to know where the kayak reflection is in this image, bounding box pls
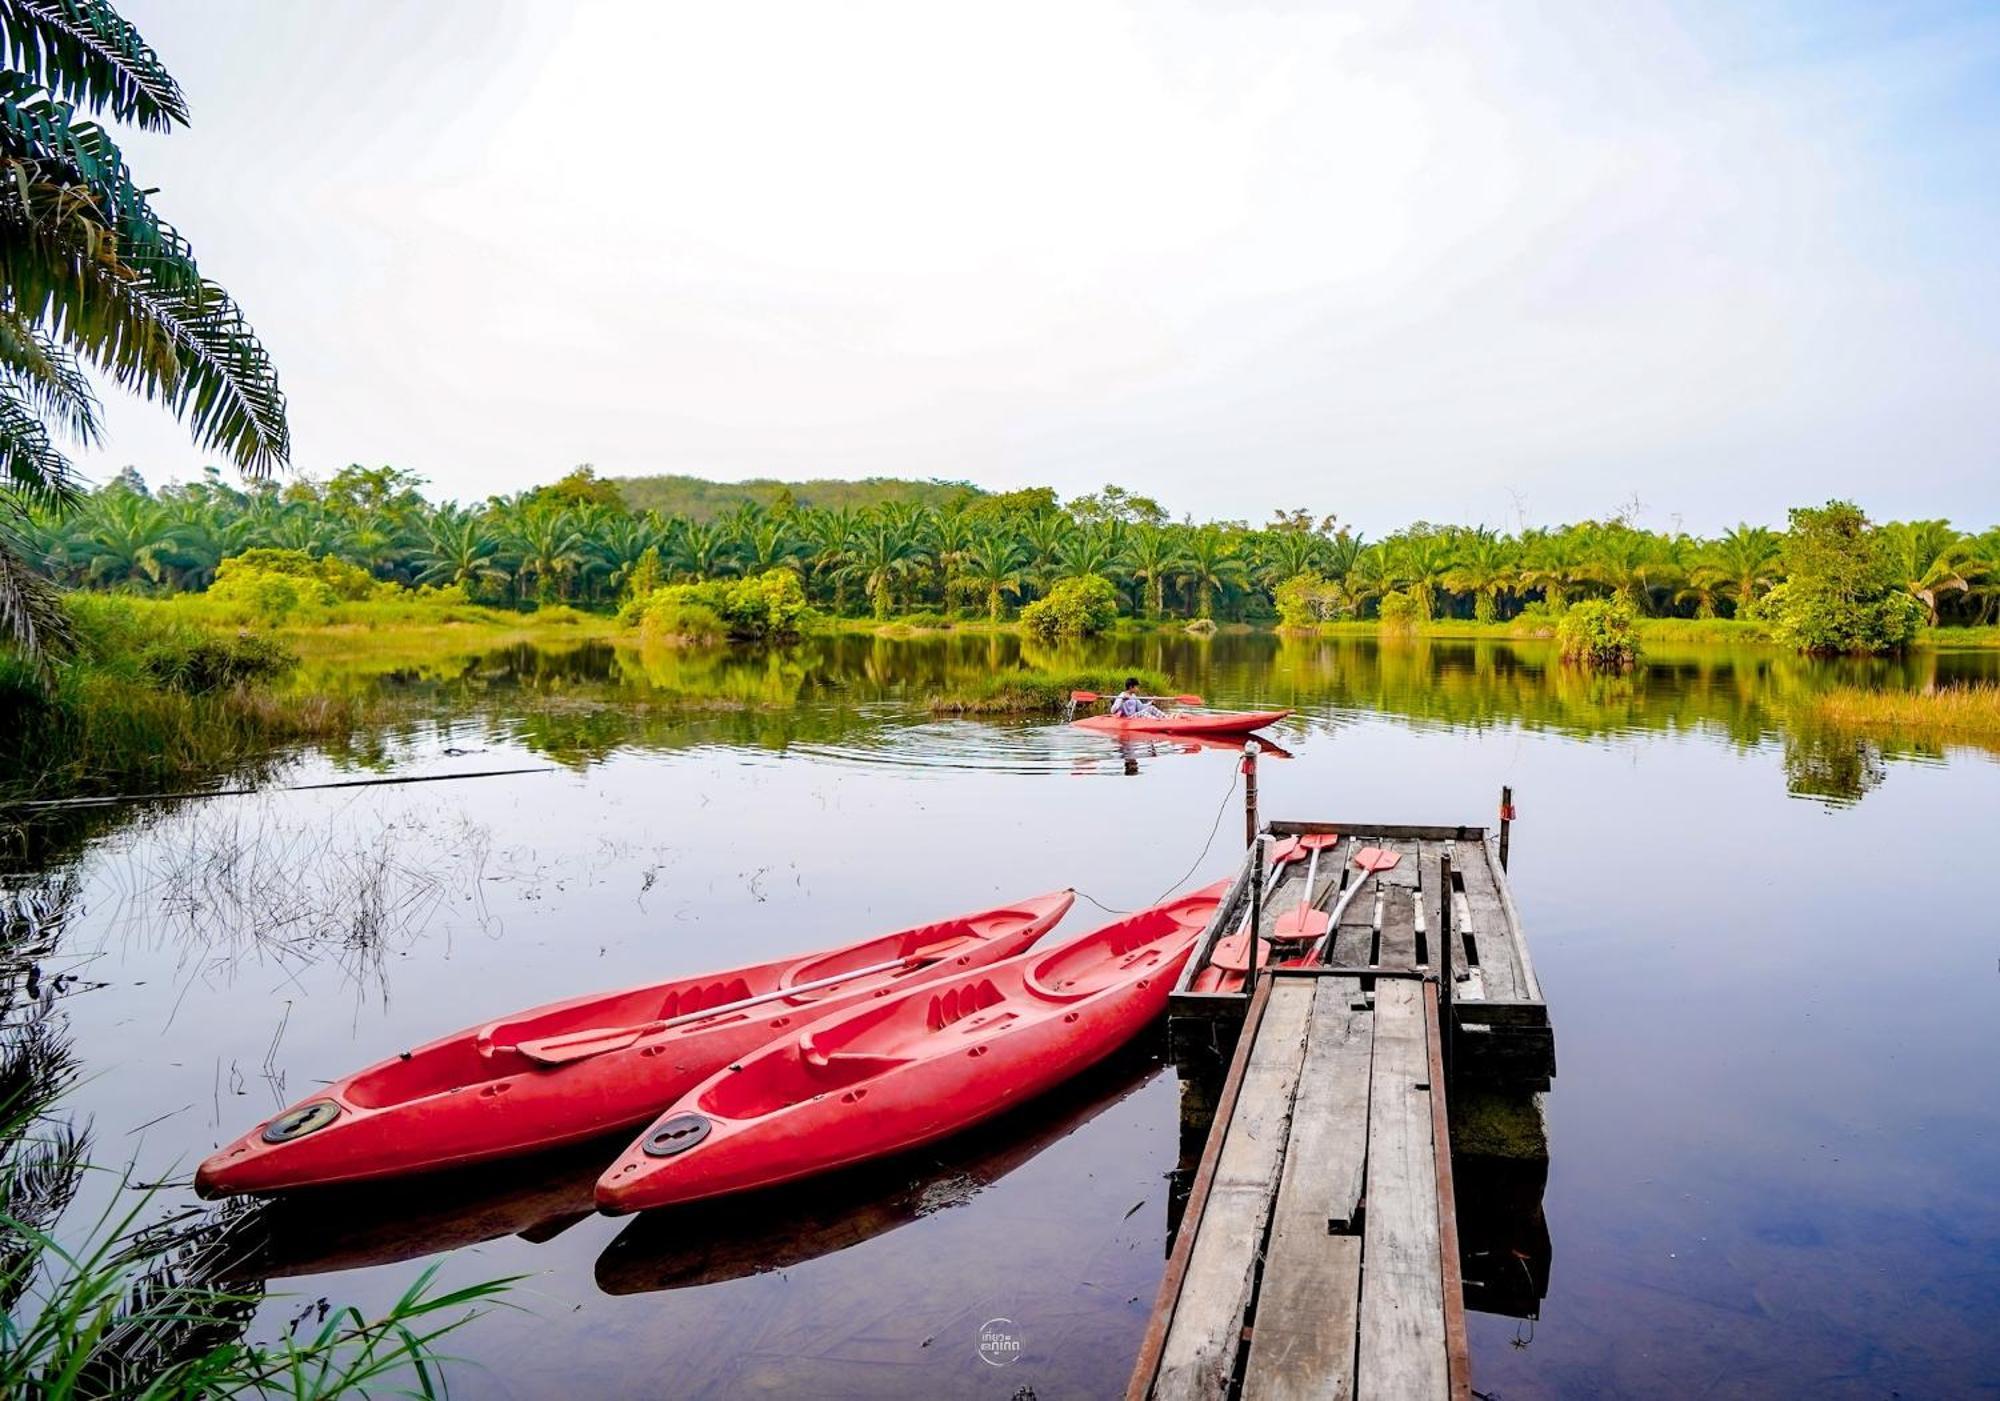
[1074,734,1294,776]
[225,1134,612,1281]
[594,1042,1164,1295]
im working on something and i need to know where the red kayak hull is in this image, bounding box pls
[195,891,1073,1196]
[595,881,1229,1213]
[1071,709,1291,737]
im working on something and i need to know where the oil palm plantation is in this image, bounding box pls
[962,535,1027,622]
[1879,519,1972,627]
[1709,524,1781,616]
[1,1,287,657]
[1441,528,1518,623]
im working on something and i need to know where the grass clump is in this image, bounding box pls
[929,667,1172,716]
[1805,683,2000,749]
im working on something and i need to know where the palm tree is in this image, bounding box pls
[670,519,738,581]
[509,509,588,603]
[1018,511,1071,593]
[842,516,925,619]
[1055,524,1123,583]
[79,488,176,588]
[803,507,856,613]
[1708,524,1781,617]
[1584,526,1672,613]
[1,3,287,656]
[1519,527,1588,611]
[962,535,1026,622]
[414,510,509,597]
[1256,529,1324,591]
[1441,528,1518,623]
[926,506,976,612]
[1179,526,1245,620]
[1124,524,1188,619]
[1384,530,1453,620]
[1879,519,1972,627]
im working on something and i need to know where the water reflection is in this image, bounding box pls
[328,631,1998,804]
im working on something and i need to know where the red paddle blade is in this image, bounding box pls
[1352,846,1400,873]
[1174,694,1205,705]
[1267,836,1304,865]
[1271,908,1330,941]
[1297,832,1341,852]
[1207,930,1269,973]
[1069,691,1099,703]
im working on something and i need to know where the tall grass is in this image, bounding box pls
[1,881,514,1398]
[928,667,1173,716]
[1805,683,2000,749]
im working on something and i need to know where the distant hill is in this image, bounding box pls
[611,474,985,520]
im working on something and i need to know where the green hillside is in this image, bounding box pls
[611,473,984,520]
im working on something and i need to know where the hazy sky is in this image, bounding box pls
[82,1,2000,533]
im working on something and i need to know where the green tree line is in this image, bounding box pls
[28,465,2000,631]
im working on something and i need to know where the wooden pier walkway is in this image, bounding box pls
[1128,816,1553,1400]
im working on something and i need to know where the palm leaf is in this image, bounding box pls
[0,304,98,443]
[0,383,81,507]
[0,0,186,130]
[0,513,75,656]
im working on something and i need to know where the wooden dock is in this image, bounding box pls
[1129,815,1554,1400]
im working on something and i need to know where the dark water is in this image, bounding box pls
[13,632,2000,1398]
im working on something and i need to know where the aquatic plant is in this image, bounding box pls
[1556,599,1641,671]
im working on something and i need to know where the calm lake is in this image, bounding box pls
[13,631,2000,1398]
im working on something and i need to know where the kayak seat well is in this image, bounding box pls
[1026,921,1173,1001]
[705,1034,904,1116]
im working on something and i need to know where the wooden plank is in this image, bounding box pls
[1177,843,1261,995]
[1131,976,1274,1400]
[1357,979,1448,1401]
[1270,820,1489,842]
[1376,885,1417,972]
[1486,837,1545,1003]
[1453,846,1523,1005]
[1151,979,1317,1400]
[1425,981,1472,1401]
[1241,978,1373,1401]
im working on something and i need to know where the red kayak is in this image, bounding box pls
[594,881,1228,1213]
[1071,708,1291,737]
[196,891,1073,1196]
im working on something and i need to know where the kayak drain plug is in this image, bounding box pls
[642,1113,712,1158]
[262,1100,342,1144]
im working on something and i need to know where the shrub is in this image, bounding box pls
[1376,591,1419,631]
[142,632,298,692]
[626,570,811,644]
[1765,502,1922,656]
[1274,572,1340,629]
[1020,575,1119,641]
[206,549,374,620]
[1556,598,1641,670]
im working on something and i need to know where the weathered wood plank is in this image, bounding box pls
[1453,847,1523,1004]
[1482,837,1546,1004]
[1376,885,1417,972]
[1270,820,1489,842]
[1241,978,1373,1401]
[1153,979,1317,1399]
[1424,982,1473,1401]
[1357,979,1448,1401]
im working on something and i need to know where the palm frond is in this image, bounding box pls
[0,512,76,656]
[0,0,186,129]
[0,304,99,443]
[0,384,81,508]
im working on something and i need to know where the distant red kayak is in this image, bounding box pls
[1071,709,1291,737]
[196,891,1073,1196]
[594,881,1229,1213]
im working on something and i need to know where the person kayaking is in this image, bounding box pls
[1107,678,1166,719]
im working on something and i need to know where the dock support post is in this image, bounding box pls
[1438,851,1454,1086]
[1498,785,1514,871]
[1241,740,1261,848]
[1249,835,1266,946]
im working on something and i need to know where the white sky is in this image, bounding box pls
[77,0,2000,534]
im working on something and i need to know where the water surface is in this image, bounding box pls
[11,632,2000,1398]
